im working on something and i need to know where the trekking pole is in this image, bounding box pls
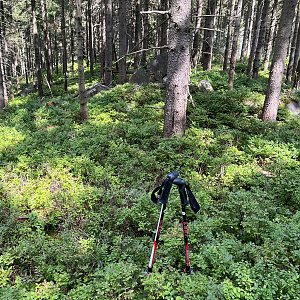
[147,171,179,274]
[174,178,191,273]
[174,178,200,273]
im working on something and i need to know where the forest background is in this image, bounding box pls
[1,0,300,299]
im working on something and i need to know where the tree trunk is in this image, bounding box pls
[31,0,43,97]
[0,40,6,109]
[76,0,87,121]
[85,8,89,67]
[246,0,263,76]
[292,24,300,85]
[223,0,235,71]
[191,0,203,68]
[41,0,52,85]
[141,0,149,66]
[287,4,300,83]
[118,0,127,83]
[159,0,169,55]
[252,0,271,79]
[0,0,8,107]
[228,0,243,90]
[61,0,68,91]
[54,28,59,76]
[88,0,94,75]
[70,28,75,77]
[100,3,105,80]
[25,29,31,83]
[240,0,255,61]
[293,57,300,88]
[104,0,113,85]
[201,0,217,71]
[133,0,141,68]
[215,0,224,54]
[263,0,279,71]
[164,0,191,138]
[262,0,298,122]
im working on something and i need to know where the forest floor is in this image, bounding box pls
[1,66,300,299]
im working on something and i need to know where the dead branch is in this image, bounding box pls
[199,27,224,32]
[114,46,169,64]
[193,14,227,17]
[129,17,170,53]
[140,10,170,15]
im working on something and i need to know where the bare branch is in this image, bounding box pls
[144,106,164,109]
[193,14,227,17]
[130,16,170,52]
[114,46,169,64]
[193,14,238,19]
[199,27,224,32]
[140,10,170,15]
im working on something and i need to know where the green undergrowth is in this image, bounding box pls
[0,69,300,299]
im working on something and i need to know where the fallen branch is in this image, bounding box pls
[43,74,53,98]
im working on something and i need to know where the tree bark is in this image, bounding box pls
[228,0,243,90]
[31,0,43,97]
[104,0,113,85]
[118,0,127,83]
[164,0,191,138]
[262,0,298,122]
[191,0,203,68]
[201,0,217,71]
[76,0,87,121]
[252,0,271,79]
[246,0,263,77]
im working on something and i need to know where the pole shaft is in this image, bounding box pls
[148,203,166,273]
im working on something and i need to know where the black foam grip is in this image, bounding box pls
[179,185,189,205]
[186,187,200,213]
[151,186,161,204]
[167,171,179,181]
[160,180,172,204]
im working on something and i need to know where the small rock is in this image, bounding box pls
[148,53,168,83]
[129,69,150,85]
[85,83,110,99]
[198,80,214,92]
[286,100,300,116]
[20,84,35,96]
